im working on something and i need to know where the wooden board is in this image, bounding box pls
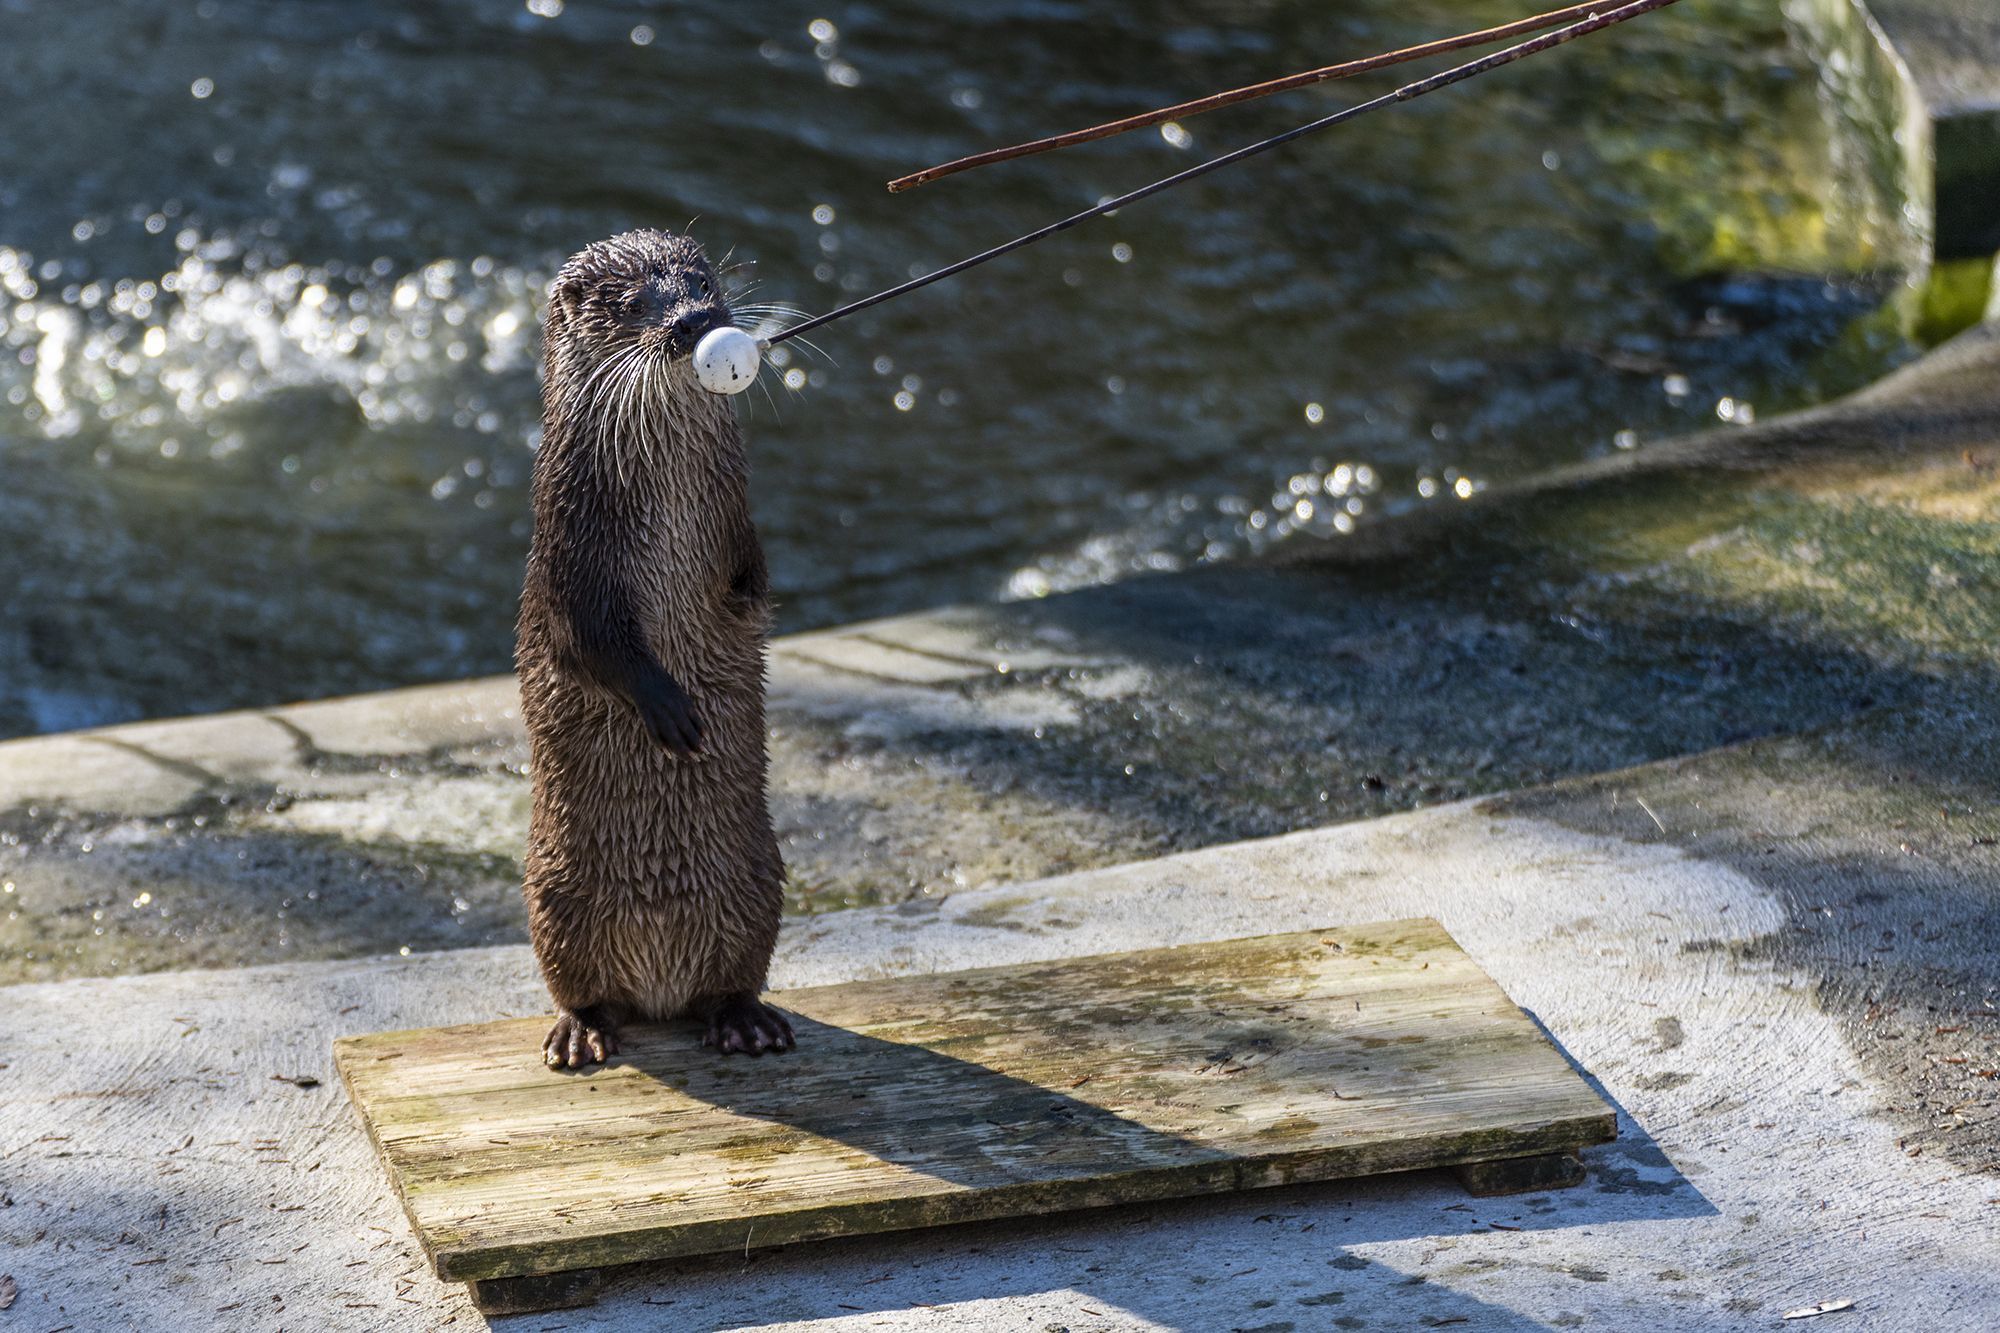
[336,919,1615,1290]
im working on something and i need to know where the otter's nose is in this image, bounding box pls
[668,306,725,351]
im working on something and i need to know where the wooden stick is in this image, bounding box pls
[888,0,1639,193]
[772,0,1680,346]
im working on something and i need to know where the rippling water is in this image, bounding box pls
[0,0,1916,735]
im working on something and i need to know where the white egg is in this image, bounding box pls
[692,325,761,396]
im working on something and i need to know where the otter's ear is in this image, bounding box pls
[549,277,583,326]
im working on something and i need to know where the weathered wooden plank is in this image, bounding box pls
[337,919,1615,1286]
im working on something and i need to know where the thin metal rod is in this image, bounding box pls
[767,0,1679,347]
[888,0,1634,194]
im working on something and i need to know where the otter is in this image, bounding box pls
[517,229,794,1069]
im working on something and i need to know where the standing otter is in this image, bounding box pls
[517,229,794,1069]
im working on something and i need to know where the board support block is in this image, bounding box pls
[337,920,1616,1313]
[470,1268,604,1315]
[1453,1150,1588,1197]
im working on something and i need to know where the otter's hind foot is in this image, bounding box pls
[544,1006,621,1070]
[703,994,795,1057]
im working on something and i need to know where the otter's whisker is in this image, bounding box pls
[602,346,648,458]
[575,345,628,414]
[578,351,627,447]
[776,330,834,366]
[635,351,663,467]
[753,374,783,424]
[593,343,645,412]
[609,344,651,491]
[605,365,629,489]
[734,302,810,321]
[645,353,668,449]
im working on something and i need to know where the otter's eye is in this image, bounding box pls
[625,286,666,322]
[689,271,712,300]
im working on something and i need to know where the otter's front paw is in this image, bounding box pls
[704,994,795,1057]
[544,1007,620,1070]
[636,676,703,755]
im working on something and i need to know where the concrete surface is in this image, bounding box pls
[1855,0,2000,257]
[1864,0,2000,117]
[4,796,1996,1331]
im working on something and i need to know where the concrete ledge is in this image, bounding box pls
[1865,0,2000,119]
[1855,0,2000,258]
[3,795,1994,1329]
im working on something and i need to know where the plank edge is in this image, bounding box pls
[431,1109,1618,1281]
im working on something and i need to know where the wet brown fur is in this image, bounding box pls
[518,230,792,1068]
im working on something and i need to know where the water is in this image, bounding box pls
[0,0,1917,737]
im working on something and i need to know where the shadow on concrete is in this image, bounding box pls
[908,321,2000,852]
[1490,707,2000,1175]
[561,1137,1711,1331]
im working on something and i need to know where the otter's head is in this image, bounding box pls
[546,229,733,373]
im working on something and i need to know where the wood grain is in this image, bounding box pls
[336,919,1615,1283]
